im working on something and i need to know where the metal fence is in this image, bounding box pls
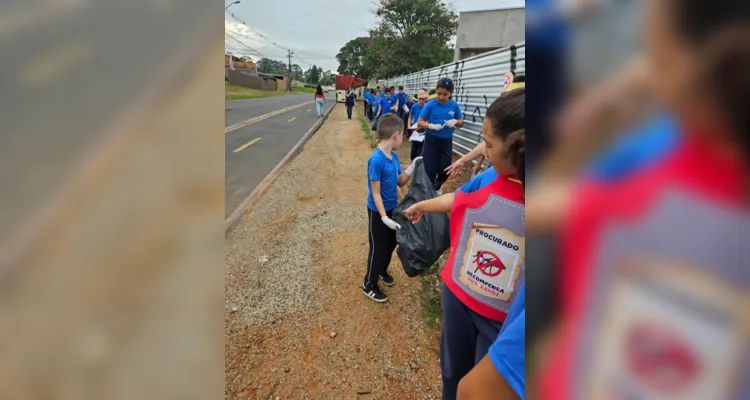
[382,42,525,157]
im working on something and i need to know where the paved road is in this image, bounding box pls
[0,0,217,245]
[225,93,336,217]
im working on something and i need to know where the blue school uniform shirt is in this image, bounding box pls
[489,282,526,399]
[364,92,371,102]
[419,99,463,139]
[410,103,424,121]
[588,113,679,182]
[397,92,407,107]
[380,96,396,114]
[367,148,402,212]
[459,168,498,193]
[371,97,381,114]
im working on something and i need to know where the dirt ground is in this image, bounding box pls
[225,103,472,400]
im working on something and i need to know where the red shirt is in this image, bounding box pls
[538,135,746,399]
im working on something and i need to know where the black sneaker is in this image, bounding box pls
[361,284,388,303]
[380,272,395,287]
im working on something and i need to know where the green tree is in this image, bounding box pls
[336,37,371,77]
[318,70,334,86]
[362,0,457,79]
[257,58,287,74]
[290,64,304,81]
[308,65,321,84]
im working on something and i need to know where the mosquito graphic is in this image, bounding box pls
[472,249,504,276]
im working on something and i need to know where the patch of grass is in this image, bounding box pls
[356,107,377,148]
[225,83,274,100]
[225,83,319,100]
[420,258,446,332]
[289,86,317,94]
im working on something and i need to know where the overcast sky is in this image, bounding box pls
[225,0,524,73]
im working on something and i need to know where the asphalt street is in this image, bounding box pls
[0,0,218,245]
[225,93,336,217]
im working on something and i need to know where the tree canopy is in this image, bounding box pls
[336,0,457,80]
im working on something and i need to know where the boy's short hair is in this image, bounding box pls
[398,85,404,90]
[384,88,391,94]
[376,114,404,140]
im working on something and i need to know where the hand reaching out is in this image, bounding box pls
[445,158,467,176]
[404,204,424,224]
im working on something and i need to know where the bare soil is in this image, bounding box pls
[225,104,472,400]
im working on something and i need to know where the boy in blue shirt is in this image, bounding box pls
[363,114,422,303]
[379,89,396,116]
[395,85,407,119]
[418,78,464,193]
[370,90,382,131]
[363,90,371,121]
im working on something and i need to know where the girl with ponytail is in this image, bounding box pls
[405,89,526,399]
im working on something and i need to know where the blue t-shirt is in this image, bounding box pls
[364,92,371,102]
[419,99,463,139]
[367,148,402,212]
[459,167,498,194]
[371,97,381,114]
[588,113,679,182]
[489,283,525,399]
[410,103,424,121]
[397,92,407,107]
[380,96,396,114]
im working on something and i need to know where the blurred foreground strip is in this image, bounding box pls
[0,43,224,399]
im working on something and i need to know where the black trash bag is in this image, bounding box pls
[393,159,450,277]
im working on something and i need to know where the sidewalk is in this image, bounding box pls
[225,104,443,399]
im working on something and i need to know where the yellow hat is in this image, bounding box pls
[504,81,525,93]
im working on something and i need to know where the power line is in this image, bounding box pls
[225,34,263,58]
[227,12,335,60]
[227,13,290,52]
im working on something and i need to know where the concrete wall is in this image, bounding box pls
[227,69,277,90]
[453,8,525,61]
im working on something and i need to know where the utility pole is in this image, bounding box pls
[287,49,293,92]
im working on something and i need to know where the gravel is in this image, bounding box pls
[226,106,447,400]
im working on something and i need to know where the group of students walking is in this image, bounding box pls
[362,78,465,195]
[363,76,527,399]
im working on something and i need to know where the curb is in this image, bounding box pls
[224,102,337,235]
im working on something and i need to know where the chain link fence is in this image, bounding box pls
[382,42,525,157]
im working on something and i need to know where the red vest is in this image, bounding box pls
[441,174,525,322]
[539,136,748,399]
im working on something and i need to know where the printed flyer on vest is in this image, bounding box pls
[458,223,525,302]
